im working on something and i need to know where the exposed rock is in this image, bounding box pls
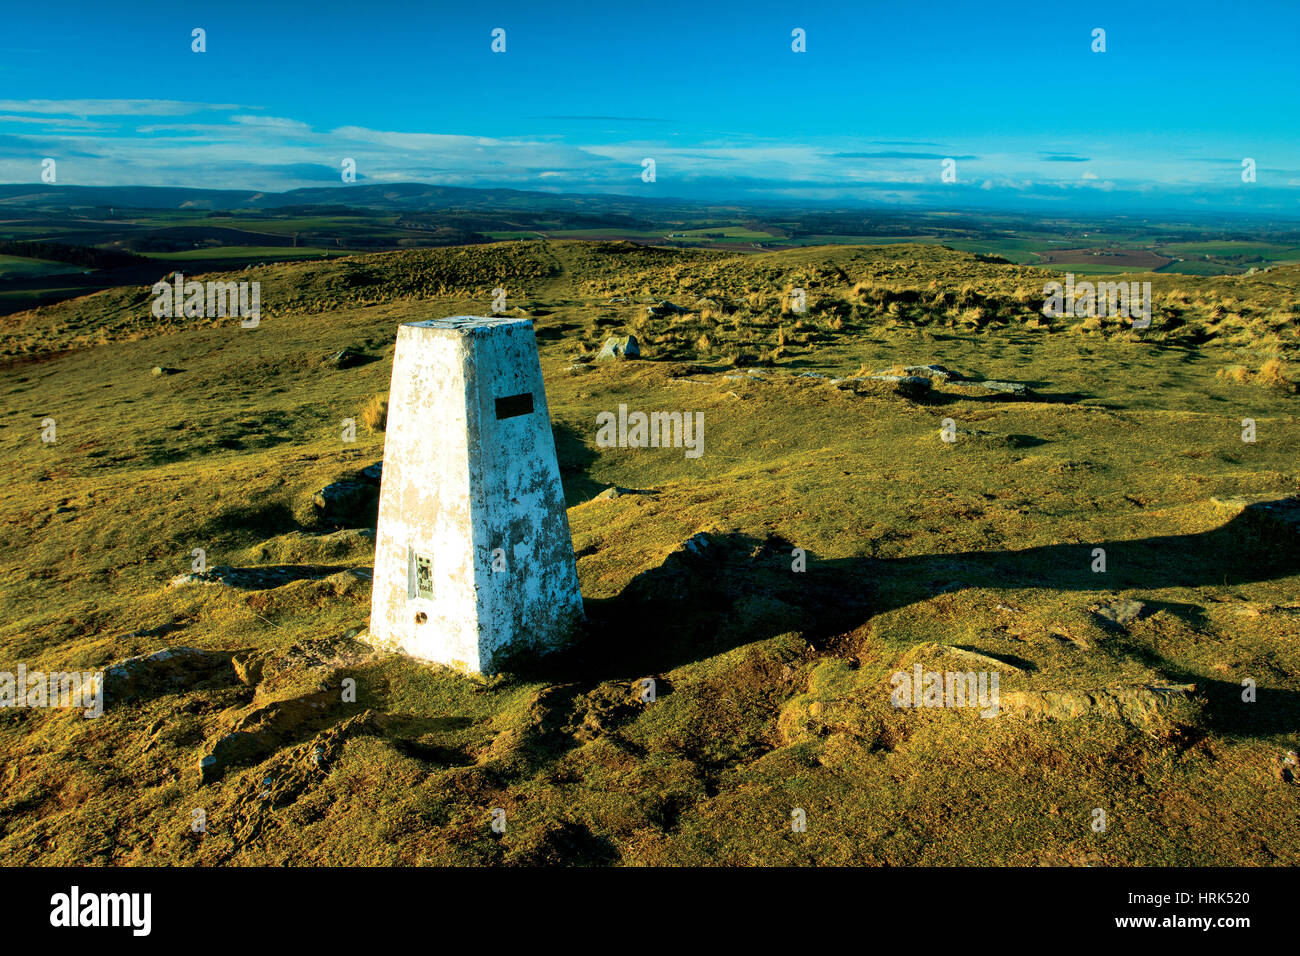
[328,348,367,369]
[198,755,220,785]
[231,652,262,687]
[905,364,962,381]
[974,380,1029,395]
[869,373,931,397]
[665,535,717,564]
[940,645,1025,672]
[1000,683,1201,731]
[168,565,353,590]
[360,463,382,484]
[875,364,961,382]
[596,335,640,361]
[312,479,378,525]
[681,532,713,557]
[103,646,234,704]
[646,300,684,317]
[1093,598,1149,630]
[1280,750,1298,783]
[596,487,622,500]
[893,641,1024,673]
[150,366,180,376]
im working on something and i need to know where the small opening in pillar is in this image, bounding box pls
[414,612,427,625]
[495,393,534,419]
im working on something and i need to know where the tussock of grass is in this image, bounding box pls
[362,394,388,433]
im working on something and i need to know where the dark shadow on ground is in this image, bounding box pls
[200,502,299,538]
[552,420,604,505]
[521,498,1300,739]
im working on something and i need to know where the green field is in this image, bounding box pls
[1160,240,1300,260]
[1158,260,1242,276]
[142,246,363,262]
[0,254,87,279]
[679,226,777,240]
[1036,262,1161,275]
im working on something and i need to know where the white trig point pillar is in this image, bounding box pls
[369,316,584,674]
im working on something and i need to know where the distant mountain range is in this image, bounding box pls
[2,182,1295,228]
[0,182,743,216]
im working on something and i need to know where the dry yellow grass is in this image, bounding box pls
[1257,357,1291,387]
[361,394,388,433]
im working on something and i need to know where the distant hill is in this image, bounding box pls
[0,182,726,215]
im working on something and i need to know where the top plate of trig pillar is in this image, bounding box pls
[405,315,527,331]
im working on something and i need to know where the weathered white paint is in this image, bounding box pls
[368,316,584,673]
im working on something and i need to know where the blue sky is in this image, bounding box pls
[1,0,1297,213]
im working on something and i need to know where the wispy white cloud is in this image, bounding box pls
[0,99,245,116]
[230,115,311,131]
[0,100,1293,211]
[0,113,111,130]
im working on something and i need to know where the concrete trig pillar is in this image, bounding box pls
[368,316,584,673]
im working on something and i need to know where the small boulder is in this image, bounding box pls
[975,380,1029,395]
[198,755,220,786]
[869,373,931,397]
[875,364,960,383]
[646,300,684,317]
[329,348,367,369]
[312,480,378,525]
[1093,599,1148,630]
[903,364,961,381]
[681,532,713,557]
[597,335,640,361]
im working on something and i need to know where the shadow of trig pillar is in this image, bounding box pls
[369,316,584,674]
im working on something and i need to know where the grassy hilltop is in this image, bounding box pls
[1,239,1297,865]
